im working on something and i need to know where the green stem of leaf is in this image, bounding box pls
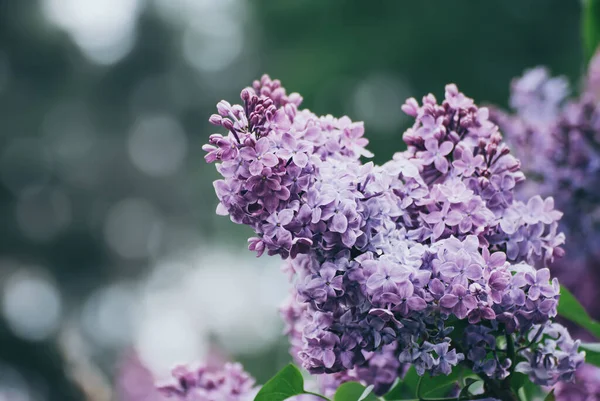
[506,332,516,379]
[416,376,424,400]
[415,393,495,401]
[304,391,331,401]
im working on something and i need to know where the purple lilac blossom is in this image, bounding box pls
[491,62,600,297]
[205,75,579,389]
[491,55,600,401]
[156,362,258,401]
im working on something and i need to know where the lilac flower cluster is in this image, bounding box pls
[490,56,600,401]
[205,75,580,389]
[491,61,600,280]
[156,362,257,401]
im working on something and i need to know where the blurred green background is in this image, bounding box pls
[0,1,583,400]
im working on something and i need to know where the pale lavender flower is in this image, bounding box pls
[421,139,454,173]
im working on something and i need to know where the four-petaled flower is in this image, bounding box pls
[240,137,279,175]
[440,284,477,319]
[421,139,454,173]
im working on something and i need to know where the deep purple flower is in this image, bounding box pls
[432,342,463,375]
[264,209,295,239]
[307,263,344,299]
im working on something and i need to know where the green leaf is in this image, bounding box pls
[419,368,463,398]
[254,364,306,401]
[334,382,379,401]
[383,366,468,400]
[517,379,546,401]
[582,0,600,63]
[544,389,556,401]
[510,372,527,394]
[383,367,419,400]
[557,285,600,340]
[581,342,600,367]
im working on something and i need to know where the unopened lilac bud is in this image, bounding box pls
[248,237,266,257]
[401,98,419,117]
[288,92,303,106]
[208,133,222,143]
[445,84,459,97]
[243,136,255,147]
[272,87,285,100]
[553,247,565,258]
[491,132,502,144]
[447,130,460,143]
[284,103,297,118]
[217,100,231,116]
[222,118,235,131]
[241,88,252,102]
[423,93,437,105]
[508,160,521,172]
[232,104,244,118]
[209,114,223,126]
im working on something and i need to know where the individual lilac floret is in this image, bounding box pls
[156,362,257,401]
[206,76,577,391]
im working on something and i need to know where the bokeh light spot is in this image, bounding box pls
[128,114,188,177]
[2,270,62,342]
